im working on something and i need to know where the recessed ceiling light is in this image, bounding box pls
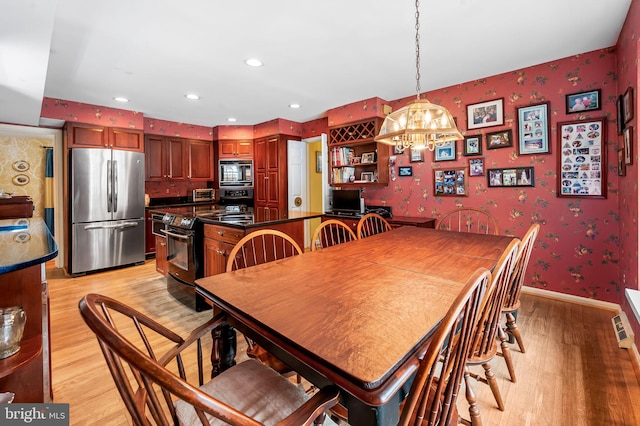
[185,93,200,100]
[113,97,129,103]
[245,58,263,67]
[289,103,301,109]
[227,117,237,122]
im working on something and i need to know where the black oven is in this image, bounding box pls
[161,214,210,311]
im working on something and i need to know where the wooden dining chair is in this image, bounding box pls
[461,238,519,425]
[356,213,392,239]
[399,268,490,426]
[226,229,303,271]
[78,293,339,426]
[501,223,540,354]
[226,229,304,380]
[436,207,499,235]
[310,219,357,251]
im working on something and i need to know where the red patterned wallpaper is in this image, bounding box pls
[364,48,623,304]
[41,97,144,129]
[212,125,254,140]
[327,97,387,127]
[614,0,640,347]
[144,118,213,140]
[301,117,329,139]
[254,118,303,138]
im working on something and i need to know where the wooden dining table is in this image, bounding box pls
[195,226,517,426]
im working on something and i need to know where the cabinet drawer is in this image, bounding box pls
[204,224,244,244]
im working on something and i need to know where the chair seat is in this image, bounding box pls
[467,339,499,366]
[175,359,337,426]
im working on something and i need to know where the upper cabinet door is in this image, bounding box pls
[188,140,214,181]
[66,123,107,148]
[144,135,166,181]
[218,139,253,158]
[167,138,187,180]
[109,128,144,152]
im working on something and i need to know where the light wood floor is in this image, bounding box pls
[47,260,640,425]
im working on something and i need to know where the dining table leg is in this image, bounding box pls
[211,322,236,377]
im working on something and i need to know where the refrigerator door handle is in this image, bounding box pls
[113,160,118,213]
[107,159,113,212]
[83,222,140,230]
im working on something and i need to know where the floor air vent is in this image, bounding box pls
[612,312,634,349]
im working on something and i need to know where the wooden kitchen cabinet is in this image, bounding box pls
[145,135,212,182]
[254,135,297,215]
[155,235,167,275]
[218,139,253,158]
[65,123,144,152]
[203,224,244,277]
[187,139,214,181]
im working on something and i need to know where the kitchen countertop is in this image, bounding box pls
[0,217,58,274]
[149,204,323,229]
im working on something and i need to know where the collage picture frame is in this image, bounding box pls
[557,118,606,198]
[517,102,550,155]
[487,167,534,187]
[434,167,467,196]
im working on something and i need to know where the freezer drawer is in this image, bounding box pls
[71,219,145,274]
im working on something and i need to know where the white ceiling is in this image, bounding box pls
[0,0,632,128]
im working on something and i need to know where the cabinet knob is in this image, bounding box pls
[216,249,225,255]
[217,231,224,236]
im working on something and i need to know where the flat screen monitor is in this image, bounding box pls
[331,189,361,213]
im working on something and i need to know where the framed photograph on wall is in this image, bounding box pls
[398,166,413,177]
[463,135,483,156]
[623,87,634,124]
[617,95,625,135]
[565,89,601,114]
[557,118,606,198]
[486,129,513,150]
[466,98,504,130]
[517,102,550,155]
[434,141,456,161]
[315,151,322,173]
[469,157,484,177]
[434,167,467,196]
[487,167,534,187]
[624,126,633,165]
[409,148,424,162]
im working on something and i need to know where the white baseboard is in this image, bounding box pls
[521,286,619,312]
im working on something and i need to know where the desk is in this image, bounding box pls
[196,227,516,425]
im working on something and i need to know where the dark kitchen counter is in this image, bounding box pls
[150,204,323,229]
[0,218,58,274]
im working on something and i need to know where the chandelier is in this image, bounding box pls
[374,0,463,152]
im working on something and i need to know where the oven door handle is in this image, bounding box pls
[159,229,192,240]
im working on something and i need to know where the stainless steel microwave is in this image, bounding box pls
[219,160,253,187]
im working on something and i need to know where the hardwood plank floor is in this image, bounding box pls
[47,260,640,425]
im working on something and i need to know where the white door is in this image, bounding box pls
[287,139,308,221]
[288,135,328,250]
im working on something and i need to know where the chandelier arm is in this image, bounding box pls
[415,0,421,100]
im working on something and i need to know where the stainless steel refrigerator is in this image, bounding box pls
[70,148,145,274]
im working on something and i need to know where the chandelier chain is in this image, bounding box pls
[415,0,421,99]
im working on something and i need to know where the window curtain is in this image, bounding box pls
[44,147,54,235]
